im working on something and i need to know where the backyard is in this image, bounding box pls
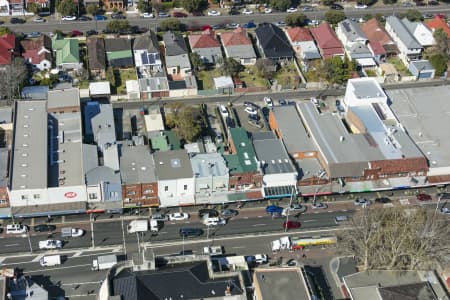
[273,61,302,89]
[387,57,412,76]
[107,68,137,94]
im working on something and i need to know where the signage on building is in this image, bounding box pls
[64,192,77,198]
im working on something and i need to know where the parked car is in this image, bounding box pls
[283,221,301,229]
[168,212,190,221]
[86,30,98,36]
[39,240,63,250]
[278,99,287,106]
[34,224,56,232]
[266,205,283,214]
[78,16,92,21]
[26,32,41,38]
[416,193,432,201]
[179,228,203,237]
[111,12,126,19]
[429,0,439,5]
[70,30,83,37]
[244,106,258,115]
[354,2,368,8]
[302,5,314,11]
[354,198,371,206]
[226,23,239,29]
[198,209,219,218]
[6,224,28,234]
[286,7,298,13]
[172,11,187,17]
[10,17,26,24]
[264,8,272,13]
[436,13,446,19]
[286,259,297,266]
[264,97,273,107]
[254,254,268,264]
[248,113,259,121]
[208,10,221,16]
[440,207,450,215]
[219,105,229,118]
[94,15,107,20]
[402,1,414,6]
[273,21,287,27]
[212,24,225,30]
[192,11,204,16]
[61,15,77,21]
[221,209,239,218]
[288,203,307,212]
[33,17,45,23]
[242,8,253,15]
[438,193,450,200]
[330,3,344,10]
[244,101,256,108]
[151,213,169,221]
[375,197,391,203]
[61,227,84,237]
[242,21,256,29]
[142,12,154,18]
[312,202,328,209]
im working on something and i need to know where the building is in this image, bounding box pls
[0,33,16,66]
[89,103,116,151]
[343,270,448,300]
[408,60,435,79]
[188,29,222,65]
[425,16,450,39]
[138,76,170,100]
[310,22,345,59]
[8,275,49,300]
[144,105,165,138]
[120,144,158,207]
[102,0,124,10]
[213,76,234,94]
[255,23,294,61]
[336,19,375,66]
[20,35,52,71]
[220,27,257,65]
[133,31,162,76]
[343,78,387,108]
[87,37,106,80]
[162,31,191,80]
[52,35,81,70]
[154,149,195,206]
[190,152,229,204]
[0,107,12,211]
[126,80,140,100]
[385,16,422,64]
[402,17,435,47]
[168,75,198,98]
[89,81,111,99]
[252,131,297,198]
[105,38,133,68]
[285,27,321,60]
[20,85,48,100]
[360,18,398,62]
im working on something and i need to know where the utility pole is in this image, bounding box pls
[121,215,127,257]
[90,213,95,248]
[26,228,33,254]
[136,232,141,254]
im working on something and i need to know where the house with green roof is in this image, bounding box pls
[104,38,133,68]
[52,35,81,71]
[226,127,262,197]
[149,130,181,152]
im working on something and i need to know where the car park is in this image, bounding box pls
[94,15,107,20]
[198,209,219,218]
[179,228,203,237]
[169,212,190,221]
[244,106,258,115]
[416,193,432,201]
[208,10,221,16]
[286,7,298,13]
[34,224,56,232]
[39,240,63,250]
[6,224,28,234]
[375,197,391,203]
[33,17,45,23]
[266,205,283,214]
[221,209,239,218]
[264,97,273,107]
[61,15,77,21]
[219,105,229,118]
[354,198,371,206]
[283,221,301,229]
[312,202,328,209]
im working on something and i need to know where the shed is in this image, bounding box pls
[126,80,140,100]
[89,81,111,98]
[408,60,435,79]
[213,76,234,94]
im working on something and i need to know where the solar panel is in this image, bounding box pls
[148,53,155,65]
[141,53,149,65]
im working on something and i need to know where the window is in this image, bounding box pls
[33,194,40,199]
[143,189,153,194]
[109,192,118,198]
[164,186,168,192]
[127,191,136,196]
[89,193,98,200]
[21,195,28,200]
[184,185,187,190]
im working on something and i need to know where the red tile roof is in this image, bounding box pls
[188,29,220,49]
[286,27,313,42]
[369,40,386,56]
[360,18,394,46]
[0,34,16,65]
[310,22,344,58]
[221,27,252,46]
[425,16,450,38]
[20,35,52,64]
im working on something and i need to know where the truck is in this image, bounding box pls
[203,246,223,256]
[40,255,61,267]
[91,254,117,271]
[271,236,337,252]
[127,219,160,233]
[61,227,84,238]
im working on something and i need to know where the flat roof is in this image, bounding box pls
[348,78,385,99]
[228,128,258,173]
[154,149,193,180]
[11,101,48,190]
[89,81,111,95]
[0,107,12,123]
[47,88,80,109]
[144,113,164,132]
[387,86,450,168]
[190,153,228,177]
[254,268,310,300]
[91,104,116,147]
[120,144,156,184]
[0,149,8,187]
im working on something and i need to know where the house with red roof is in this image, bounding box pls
[285,27,321,60]
[188,29,222,64]
[0,33,17,66]
[20,35,52,71]
[425,16,450,39]
[310,22,344,59]
[361,19,398,59]
[220,27,257,65]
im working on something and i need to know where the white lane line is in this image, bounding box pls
[232,246,245,249]
[5,244,20,247]
[25,263,92,274]
[31,255,44,262]
[257,216,263,218]
[0,257,6,264]
[61,280,103,286]
[72,251,83,257]
[159,231,168,234]
[251,224,267,227]
[302,220,317,223]
[65,294,97,298]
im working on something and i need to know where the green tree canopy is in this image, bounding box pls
[159,18,182,31]
[136,0,151,13]
[86,3,99,15]
[27,3,41,14]
[165,103,205,143]
[106,20,130,33]
[433,28,449,55]
[220,58,244,77]
[322,56,356,84]
[429,53,448,76]
[322,0,335,6]
[189,52,204,72]
[402,9,422,21]
[56,0,77,16]
[181,0,207,13]
[285,12,307,26]
[270,0,293,11]
[324,10,346,25]
[255,58,277,80]
[383,0,397,4]
[358,0,377,5]
[0,26,10,35]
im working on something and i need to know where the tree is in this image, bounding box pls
[433,28,449,55]
[27,2,40,14]
[429,53,448,76]
[165,103,204,142]
[136,0,150,13]
[255,58,277,80]
[86,3,99,15]
[383,0,397,4]
[324,10,346,25]
[189,52,204,72]
[0,27,10,35]
[181,0,207,13]
[285,12,307,26]
[106,20,130,33]
[270,0,292,11]
[322,0,335,6]
[339,207,450,270]
[0,57,29,101]
[56,0,77,16]
[402,9,422,21]
[358,0,377,5]
[375,13,385,23]
[159,18,182,31]
[221,58,244,77]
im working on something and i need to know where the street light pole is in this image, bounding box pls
[284,186,295,233]
[434,195,442,216]
[121,215,127,257]
[26,229,33,254]
[90,213,95,248]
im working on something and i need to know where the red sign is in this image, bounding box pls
[64,192,77,198]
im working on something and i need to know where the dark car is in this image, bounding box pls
[221,209,239,218]
[172,11,187,18]
[10,17,26,24]
[192,11,204,16]
[429,0,439,5]
[78,16,92,21]
[375,197,391,204]
[86,30,98,36]
[242,21,256,29]
[278,99,287,105]
[34,224,56,232]
[438,193,450,200]
[94,15,107,20]
[198,209,219,218]
[212,24,225,30]
[283,221,301,229]
[417,193,432,201]
[111,13,126,19]
[179,228,203,237]
[266,205,283,214]
[330,3,344,9]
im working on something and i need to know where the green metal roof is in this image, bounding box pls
[228,127,258,173]
[106,49,133,60]
[53,38,80,66]
[224,154,244,174]
[150,135,170,152]
[165,130,181,150]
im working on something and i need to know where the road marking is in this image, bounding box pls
[251,224,267,227]
[5,244,20,247]
[327,211,333,213]
[257,216,263,218]
[65,294,97,298]
[302,220,317,223]
[0,257,6,264]
[232,246,245,249]
[159,231,168,234]
[72,251,83,257]
[25,263,92,274]
[244,217,249,219]
[32,255,44,262]
[314,211,320,214]
[341,209,348,212]
[61,280,103,286]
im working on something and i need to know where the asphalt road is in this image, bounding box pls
[4,6,450,33]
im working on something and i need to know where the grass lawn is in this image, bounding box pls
[197,69,221,90]
[238,66,268,88]
[273,61,301,89]
[116,68,137,95]
[387,57,412,76]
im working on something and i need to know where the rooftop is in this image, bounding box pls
[89,81,111,96]
[47,88,80,109]
[347,78,385,100]
[339,19,367,42]
[91,104,116,148]
[386,16,422,49]
[228,127,258,173]
[253,268,310,300]
[190,152,228,177]
[11,101,48,190]
[154,149,193,180]
[120,144,156,184]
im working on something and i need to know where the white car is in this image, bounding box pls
[208,10,221,16]
[312,202,328,209]
[244,106,258,115]
[354,3,368,8]
[142,12,154,18]
[354,198,371,206]
[169,212,190,221]
[33,17,45,23]
[286,7,298,13]
[440,207,450,215]
[254,254,268,264]
[71,228,84,237]
[6,224,28,234]
[39,240,63,250]
[61,15,77,21]
[219,105,229,118]
[264,97,273,107]
[264,8,272,13]
[242,8,253,15]
[204,217,226,226]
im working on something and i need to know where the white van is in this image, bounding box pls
[40,255,61,267]
[6,224,28,234]
[203,216,226,226]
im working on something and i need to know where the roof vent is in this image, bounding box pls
[339,136,344,142]
[141,166,147,171]
[159,161,164,165]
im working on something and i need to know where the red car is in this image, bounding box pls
[283,221,301,229]
[417,193,432,201]
[436,13,446,19]
[172,11,187,18]
[71,30,83,37]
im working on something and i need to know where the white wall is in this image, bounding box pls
[9,185,87,207]
[169,87,197,98]
[263,173,297,188]
[158,178,195,207]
